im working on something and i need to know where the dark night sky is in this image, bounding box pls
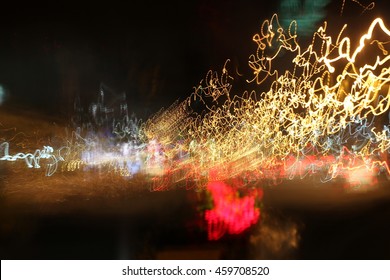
[0,0,388,120]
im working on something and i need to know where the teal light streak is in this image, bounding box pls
[279,0,331,37]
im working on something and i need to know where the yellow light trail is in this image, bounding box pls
[3,14,389,190]
[143,14,390,188]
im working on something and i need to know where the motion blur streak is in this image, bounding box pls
[2,15,390,190]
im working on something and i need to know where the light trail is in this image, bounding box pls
[0,142,66,176]
[168,14,390,187]
[2,14,389,191]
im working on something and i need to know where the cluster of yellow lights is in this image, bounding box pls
[144,14,390,183]
[7,14,388,186]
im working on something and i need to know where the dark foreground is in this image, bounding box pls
[1,177,389,260]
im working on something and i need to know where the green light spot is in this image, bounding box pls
[0,85,5,105]
[279,0,331,37]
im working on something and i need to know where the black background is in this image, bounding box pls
[0,0,277,119]
[0,0,389,119]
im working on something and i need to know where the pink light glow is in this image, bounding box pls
[205,180,262,240]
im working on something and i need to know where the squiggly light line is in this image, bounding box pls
[142,14,390,189]
[0,142,65,176]
[7,14,388,191]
